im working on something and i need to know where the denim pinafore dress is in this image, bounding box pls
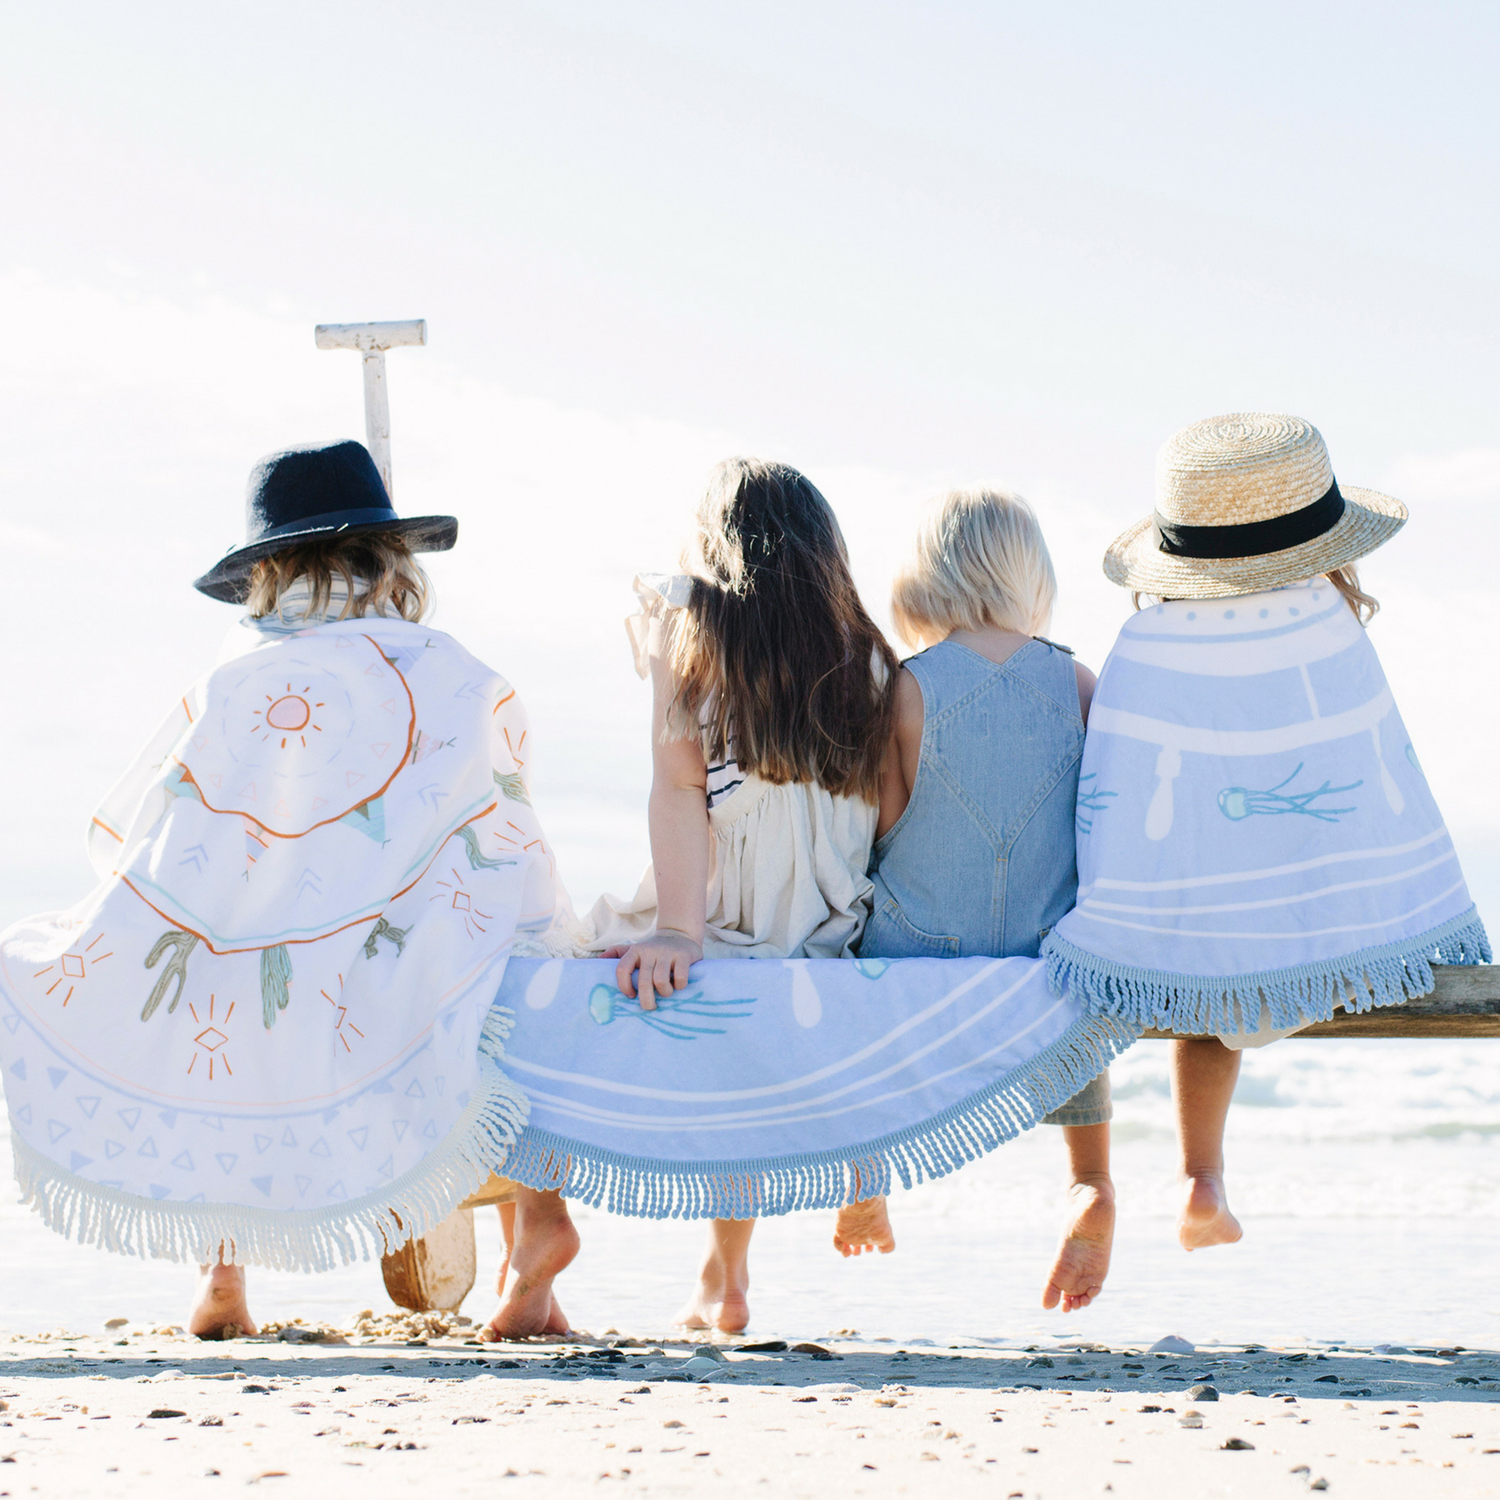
[857,636,1109,1124]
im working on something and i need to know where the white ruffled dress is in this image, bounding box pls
[586,574,878,960]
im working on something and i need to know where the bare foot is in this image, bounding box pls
[675,1280,749,1334]
[675,1219,754,1333]
[1042,1175,1115,1313]
[833,1196,896,1258]
[1178,1171,1243,1250]
[189,1261,258,1340]
[485,1189,580,1338]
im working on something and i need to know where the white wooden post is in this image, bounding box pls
[361,349,391,491]
[314,319,426,499]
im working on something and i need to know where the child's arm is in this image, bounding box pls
[874,667,923,840]
[613,633,710,1008]
[1075,662,1098,726]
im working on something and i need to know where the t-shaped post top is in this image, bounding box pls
[314,319,427,352]
[314,320,427,497]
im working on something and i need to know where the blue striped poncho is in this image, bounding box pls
[1043,579,1489,1035]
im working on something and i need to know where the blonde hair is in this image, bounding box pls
[1326,565,1378,625]
[1132,565,1379,625]
[669,457,898,804]
[246,531,432,623]
[890,488,1057,650]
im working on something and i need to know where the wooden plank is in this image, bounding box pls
[1142,964,1500,1040]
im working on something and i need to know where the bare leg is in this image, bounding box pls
[189,1254,257,1340]
[485,1188,579,1338]
[676,1219,753,1333]
[492,1198,566,1332]
[495,1200,516,1301]
[1041,1122,1115,1312]
[833,1197,896,1258]
[1173,1038,1243,1250]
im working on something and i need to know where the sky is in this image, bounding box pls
[2,0,1499,927]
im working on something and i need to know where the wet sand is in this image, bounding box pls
[5,1316,1500,1497]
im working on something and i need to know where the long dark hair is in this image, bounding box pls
[668,457,897,804]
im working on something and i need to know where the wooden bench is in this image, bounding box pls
[384,963,1500,1312]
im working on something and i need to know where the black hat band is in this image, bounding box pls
[1155,480,1345,560]
[253,506,402,545]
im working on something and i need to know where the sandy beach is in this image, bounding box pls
[3,1314,1499,1497]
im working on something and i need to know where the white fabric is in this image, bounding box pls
[589,771,877,959]
[1,614,568,1266]
[587,573,877,960]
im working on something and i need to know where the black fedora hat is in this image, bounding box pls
[193,440,458,603]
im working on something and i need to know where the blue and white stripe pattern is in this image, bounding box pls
[494,955,1135,1219]
[1043,579,1489,1034]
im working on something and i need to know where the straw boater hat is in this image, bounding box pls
[1103,412,1407,599]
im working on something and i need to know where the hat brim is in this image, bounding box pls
[1101,486,1407,599]
[193,514,458,604]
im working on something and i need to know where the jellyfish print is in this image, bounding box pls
[1076,772,1117,835]
[1217,763,1363,824]
[587,983,756,1040]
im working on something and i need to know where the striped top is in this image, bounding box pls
[705,740,745,810]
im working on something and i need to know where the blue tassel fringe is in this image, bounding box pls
[1042,905,1491,1035]
[488,1008,1139,1221]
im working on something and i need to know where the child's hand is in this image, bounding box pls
[614,929,703,1009]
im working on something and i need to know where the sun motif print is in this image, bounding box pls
[33,932,113,1007]
[432,865,496,942]
[176,633,416,839]
[185,993,235,1081]
[252,680,327,749]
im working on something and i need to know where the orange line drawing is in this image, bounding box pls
[169,635,417,839]
[430,865,496,940]
[322,972,367,1053]
[121,803,498,955]
[187,993,231,1080]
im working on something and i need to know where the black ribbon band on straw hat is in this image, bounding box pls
[1155,481,1346,559]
